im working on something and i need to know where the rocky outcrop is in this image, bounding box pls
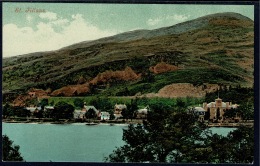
[12,88,50,106]
[51,67,141,96]
[90,67,140,85]
[149,62,178,74]
[50,84,89,96]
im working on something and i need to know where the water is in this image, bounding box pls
[210,127,236,136]
[2,123,126,162]
[2,123,236,162]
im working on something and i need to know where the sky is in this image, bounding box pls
[2,3,254,57]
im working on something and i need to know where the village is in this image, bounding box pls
[2,95,254,127]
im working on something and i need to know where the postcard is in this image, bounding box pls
[1,1,257,164]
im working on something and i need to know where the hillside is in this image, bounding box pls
[2,12,254,101]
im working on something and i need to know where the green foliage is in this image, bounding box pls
[226,126,254,163]
[141,70,155,83]
[205,86,253,104]
[73,98,84,109]
[206,126,254,163]
[216,108,221,121]
[38,98,48,109]
[105,103,254,163]
[88,96,113,111]
[105,105,211,163]
[238,102,254,120]
[100,67,245,96]
[3,104,31,118]
[3,103,15,118]
[33,109,44,119]
[53,101,74,120]
[121,99,138,120]
[108,110,116,120]
[25,98,38,107]
[223,108,237,119]
[85,108,97,120]
[175,97,187,112]
[206,86,254,120]
[15,107,31,117]
[204,108,210,120]
[2,135,24,161]
[3,16,253,93]
[48,96,203,115]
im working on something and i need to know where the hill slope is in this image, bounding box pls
[3,12,254,99]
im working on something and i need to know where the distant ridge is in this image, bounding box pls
[62,12,252,50]
[3,12,254,97]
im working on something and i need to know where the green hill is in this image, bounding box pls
[2,12,254,98]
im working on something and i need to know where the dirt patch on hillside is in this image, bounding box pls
[143,83,219,98]
[90,66,140,85]
[51,67,141,96]
[51,84,89,96]
[13,88,50,106]
[149,62,178,74]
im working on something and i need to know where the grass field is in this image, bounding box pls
[47,96,205,111]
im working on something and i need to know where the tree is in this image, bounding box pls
[38,98,48,110]
[142,70,155,83]
[89,97,112,111]
[239,102,254,121]
[109,110,115,120]
[105,105,211,163]
[121,108,130,120]
[73,98,84,109]
[25,98,38,107]
[175,98,186,112]
[2,135,24,161]
[204,108,210,120]
[122,99,138,121]
[3,103,15,118]
[216,108,220,122]
[207,133,232,163]
[53,101,74,120]
[39,98,48,107]
[14,107,31,117]
[227,126,254,163]
[223,108,237,119]
[49,100,55,106]
[206,126,254,164]
[33,109,44,119]
[85,108,97,120]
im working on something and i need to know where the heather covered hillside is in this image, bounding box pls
[3,12,254,99]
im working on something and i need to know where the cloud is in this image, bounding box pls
[147,18,161,26]
[166,14,190,22]
[147,14,190,28]
[3,12,116,57]
[39,11,57,20]
[26,15,33,23]
[51,18,69,26]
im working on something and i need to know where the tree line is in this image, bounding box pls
[104,103,254,163]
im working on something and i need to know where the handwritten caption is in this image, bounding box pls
[15,7,46,13]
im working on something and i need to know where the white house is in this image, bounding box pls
[136,106,150,119]
[114,104,127,119]
[100,112,110,120]
[26,106,42,113]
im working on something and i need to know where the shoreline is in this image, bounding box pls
[2,118,141,125]
[2,119,253,128]
[2,121,129,126]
